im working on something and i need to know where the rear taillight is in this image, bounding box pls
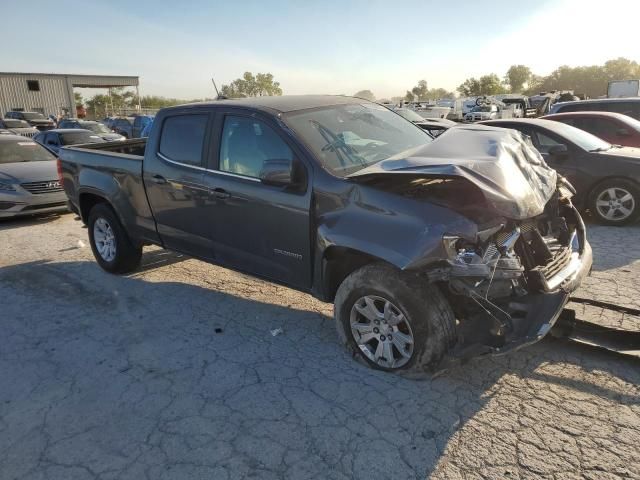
[56,158,64,184]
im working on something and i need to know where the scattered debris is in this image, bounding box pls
[214,327,223,334]
[78,239,86,248]
[270,328,284,337]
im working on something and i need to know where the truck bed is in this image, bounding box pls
[71,138,147,157]
[59,137,160,245]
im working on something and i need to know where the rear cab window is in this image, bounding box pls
[159,114,208,167]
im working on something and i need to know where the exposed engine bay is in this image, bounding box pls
[437,182,588,355]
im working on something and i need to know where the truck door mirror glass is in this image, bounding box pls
[616,128,630,137]
[260,158,293,186]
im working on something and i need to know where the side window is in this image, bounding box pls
[219,115,292,178]
[159,114,208,166]
[532,130,563,154]
[607,102,638,120]
[582,118,617,138]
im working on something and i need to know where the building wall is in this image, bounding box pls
[0,73,139,117]
[0,74,73,116]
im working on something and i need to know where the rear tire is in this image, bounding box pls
[88,203,142,274]
[588,178,640,226]
[334,263,456,373]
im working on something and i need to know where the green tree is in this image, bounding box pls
[404,90,415,102]
[353,90,376,101]
[427,87,455,99]
[410,80,429,101]
[479,74,507,95]
[603,57,640,81]
[74,92,83,107]
[220,72,282,98]
[504,65,532,93]
[457,77,482,96]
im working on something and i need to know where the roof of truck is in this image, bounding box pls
[178,95,366,114]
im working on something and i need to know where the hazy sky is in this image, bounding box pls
[2,0,639,99]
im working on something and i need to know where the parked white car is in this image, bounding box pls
[464,104,499,122]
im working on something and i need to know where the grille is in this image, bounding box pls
[17,131,36,138]
[21,180,63,194]
[534,246,572,280]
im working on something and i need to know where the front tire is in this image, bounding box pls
[589,179,640,226]
[88,203,142,273]
[334,263,456,373]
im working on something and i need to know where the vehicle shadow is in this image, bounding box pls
[0,211,70,230]
[0,259,638,479]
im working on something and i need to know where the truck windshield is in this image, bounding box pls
[0,141,55,163]
[394,108,426,123]
[284,103,431,176]
[80,122,111,134]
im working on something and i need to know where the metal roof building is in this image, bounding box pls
[0,72,139,117]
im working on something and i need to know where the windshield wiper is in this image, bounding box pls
[589,146,612,152]
[310,121,366,167]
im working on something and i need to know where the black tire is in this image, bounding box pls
[334,263,456,373]
[588,178,640,226]
[87,203,142,274]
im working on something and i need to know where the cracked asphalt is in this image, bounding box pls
[0,213,638,480]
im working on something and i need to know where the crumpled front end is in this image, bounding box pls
[434,183,592,359]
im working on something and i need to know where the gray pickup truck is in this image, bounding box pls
[59,95,592,373]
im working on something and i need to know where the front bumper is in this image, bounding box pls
[447,213,593,363]
[491,239,592,355]
[0,189,68,218]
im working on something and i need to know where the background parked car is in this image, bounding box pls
[0,119,39,138]
[480,118,640,225]
[132,115,153,138]
[5,111,55,131]
[111,117,134,138]
[550,97,640,120]
[57,119,125,141]
[465,104,499,122]
[140,117,154,137]
[0,134,67,218]
[391,108,454,137]
[34,129,106,155]
[542,111,640,147]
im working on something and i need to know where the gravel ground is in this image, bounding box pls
[0,213,638,480]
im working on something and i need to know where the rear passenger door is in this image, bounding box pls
[201,110,313,289]
[143,111,214,259]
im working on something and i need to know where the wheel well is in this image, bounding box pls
[322,247,381,302]
[79,193,109,223]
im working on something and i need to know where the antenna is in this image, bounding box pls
[211,78,220,97]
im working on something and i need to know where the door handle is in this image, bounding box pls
[212,187,230,199]
[151,174,167,185]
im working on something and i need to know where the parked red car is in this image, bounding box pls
[542,111,640,147]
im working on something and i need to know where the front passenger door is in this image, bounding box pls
[201,113,312,289]
[529,127,578,185]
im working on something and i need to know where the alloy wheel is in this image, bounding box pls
[595,187,635,221]
[349,295,414,369]
[93,217,116,262]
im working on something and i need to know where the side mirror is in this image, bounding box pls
[548,144,568,158]
[260,158,293,186]
[616,128,630,137]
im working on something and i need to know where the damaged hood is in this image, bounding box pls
[348,125,557,219]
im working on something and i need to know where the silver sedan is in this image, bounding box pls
[0,135,68,218]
